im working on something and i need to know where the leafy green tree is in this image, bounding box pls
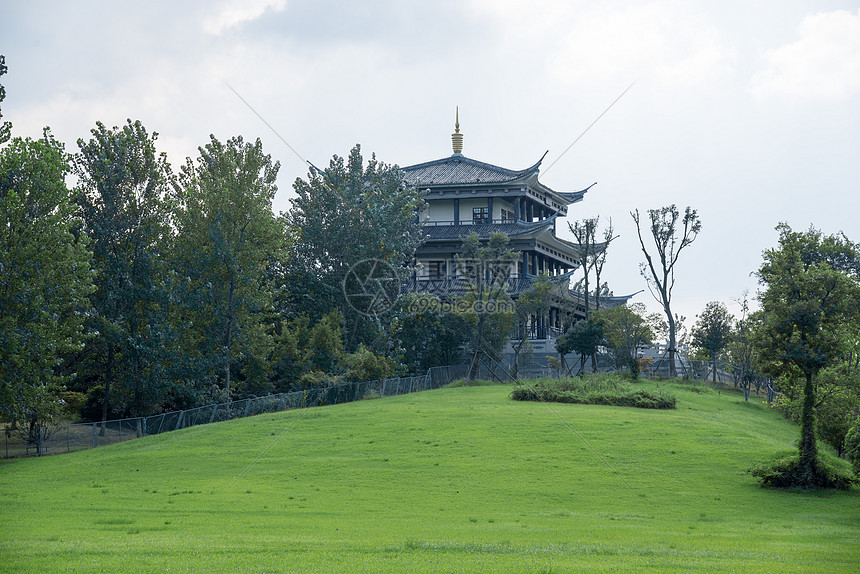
[556,319,605,376]
[632,205,701,377]
[284,145,424,349]
[726,295,763,400]
[455,232,517,381]
[845,419,860,477]
[753,223,860,487]
[596,303,663,380]
[691,301,734,384]
[512,273,553,379]
[0,132,94,450]
[270,310,347,391]
[73,120,176,420]
[390,293,468,373]
[173,135,288,396]
[770,321,860,455]
[343,344,400,381]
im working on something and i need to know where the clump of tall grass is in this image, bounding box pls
[511,374,676,409]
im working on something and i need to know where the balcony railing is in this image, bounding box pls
[514,325,564,341]
[423,218,520,226]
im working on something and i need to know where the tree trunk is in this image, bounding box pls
[468,315,486,382]
[224,274,236,394]
[711,351,718,384]
[666,309,677,378]
[798,371,818,474]
[101,346,113,436]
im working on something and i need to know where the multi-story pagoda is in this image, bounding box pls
[402,111,629,343]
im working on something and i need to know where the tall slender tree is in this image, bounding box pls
[592,219,615,312]
[456,232,517,381]
[284,145,423,350]
[0,132,94,446]
[632,205,701,377]
[173,135,287,396]
[753,224,859,487]
[691,301,734,384]
[74,120,176,420]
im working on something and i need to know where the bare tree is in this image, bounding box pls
[631,205,701,377]
[569,217,616,320]
[592,219,614,312]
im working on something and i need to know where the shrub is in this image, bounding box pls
[298,370,340,389]
[445,378,499,388]
[845,419,860,477]
[748,451,856,490]
[343,344,400,382]
[510,375,676,409]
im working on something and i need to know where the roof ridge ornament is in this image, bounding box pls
[451,106,463,155]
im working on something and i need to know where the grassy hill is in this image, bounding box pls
[1,380,858,573]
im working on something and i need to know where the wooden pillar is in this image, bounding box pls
[453,198,459,225]
[487,197,493,222]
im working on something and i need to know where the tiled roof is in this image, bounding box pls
[402,154,542,186]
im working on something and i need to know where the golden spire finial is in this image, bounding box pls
[451,106,463,154]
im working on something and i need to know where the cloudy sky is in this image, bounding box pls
[4,0,859,327]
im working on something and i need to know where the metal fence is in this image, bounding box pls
[2,358,775,459]
[2,365,470,459]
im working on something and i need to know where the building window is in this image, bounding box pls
[500,208,514,222]
[428,261,445,279]
[472,207,489,224]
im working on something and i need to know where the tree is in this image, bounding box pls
[596,303,663,380]
[512,273,553,379]
[753,223,860,487]
[0,55,11,144]
[632,205,701,377]
[592,219,615,313]
[569,217,616,318]
[455,232,517,381]
[284,145,424,349]
[556,319,605,376]
[0,132,95,451]
[726,294,763,400]
[769,319,860,456]
[173,135,288,397]
[691,301,734,384]
[73,120,176,421]
[390,293,468,373]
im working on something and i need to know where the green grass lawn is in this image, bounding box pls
[2,381,858,573]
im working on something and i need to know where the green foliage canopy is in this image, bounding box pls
[753,223,860,486]
[0,132,95,427]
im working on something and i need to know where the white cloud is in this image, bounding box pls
[466,1,736,89]
[203,0,287,35]
[547,3,735,88]
[750,9,860,102]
